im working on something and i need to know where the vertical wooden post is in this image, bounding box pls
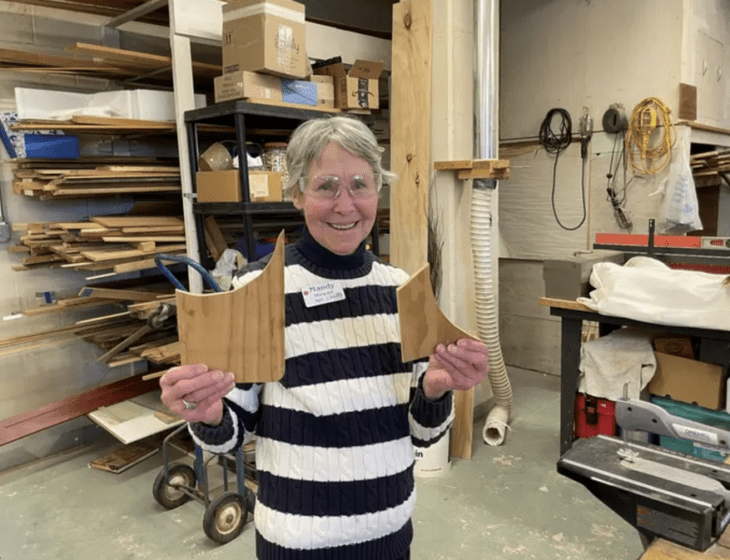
[391,0,473,459]
[390,0,432,276]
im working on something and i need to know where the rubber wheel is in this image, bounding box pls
[203,491,248,544]
[152,463,196,509]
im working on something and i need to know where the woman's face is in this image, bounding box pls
[292,142,378,255]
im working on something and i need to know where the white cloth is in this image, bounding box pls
[577,256,730,331]
[578,329,656,400]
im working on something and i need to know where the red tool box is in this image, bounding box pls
[574,393,617,438]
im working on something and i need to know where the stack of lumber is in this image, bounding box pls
[13,161,181,199]
[6,0,169,26]
[3,281,181,369]
[9,215,187,273]
[691,148,730,188]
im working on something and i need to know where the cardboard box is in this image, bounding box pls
[543,251,625,300]
[652,396,730,462]
[197,170,282,203]
[280,80,317,105]
[214,71,282,104]
[222,0,306,79]
[648,352,724,409]
[308,74,335,108]
[653,335,694,360]
[313,59,383,110]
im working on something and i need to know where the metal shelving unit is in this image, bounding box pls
[185,100,379,269]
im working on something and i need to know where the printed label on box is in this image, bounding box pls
[250,174,270,198]
[276,25,294,68]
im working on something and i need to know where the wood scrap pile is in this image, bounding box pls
[691,148,730,188]
[2,281,181,369]
[13,161,181,199]
[9,215,187,273]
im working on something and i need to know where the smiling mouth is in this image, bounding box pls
[329,222,357,230]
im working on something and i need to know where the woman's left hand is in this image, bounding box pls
[423,338,489,399]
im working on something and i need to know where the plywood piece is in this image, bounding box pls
[89,440,159,474]
[176,231,286,383]
[397,264,477,362]
[390,0,432,276]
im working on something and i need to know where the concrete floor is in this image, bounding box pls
[0,367,645,560]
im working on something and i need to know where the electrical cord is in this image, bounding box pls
[625,97,675,175]
[538,108,586,231]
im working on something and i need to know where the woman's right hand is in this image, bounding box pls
[160,364,235,425]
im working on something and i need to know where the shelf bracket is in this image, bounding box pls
[434,158,510,180]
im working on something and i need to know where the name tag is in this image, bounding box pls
[302,281,346,307]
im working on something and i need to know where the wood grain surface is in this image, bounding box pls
[176,232,285,383]
[389,0,432,276]
[397,264,477,362]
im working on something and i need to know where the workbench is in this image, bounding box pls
[538,297,730,456]
[539,297,730,559]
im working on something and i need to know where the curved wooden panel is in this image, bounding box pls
[176,231,285,383]
[396,264,477,362]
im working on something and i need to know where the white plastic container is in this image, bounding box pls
[413,431,451,478]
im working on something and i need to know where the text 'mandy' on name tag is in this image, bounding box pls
[302,281,346,308]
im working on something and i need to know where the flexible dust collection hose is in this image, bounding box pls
[471,184,513,445]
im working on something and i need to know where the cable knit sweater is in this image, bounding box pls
[190,228,454,560]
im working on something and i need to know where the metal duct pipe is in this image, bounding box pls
[473,0,513,445]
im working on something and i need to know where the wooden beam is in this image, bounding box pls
[390,0,432,276]
[0,372,163,447]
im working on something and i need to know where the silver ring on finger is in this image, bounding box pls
[182,398,197,410]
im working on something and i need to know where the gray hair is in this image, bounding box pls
[284,115,395,199]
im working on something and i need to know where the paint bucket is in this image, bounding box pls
[413,431,451,478]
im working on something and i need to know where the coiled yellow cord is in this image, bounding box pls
[625,97,675,175]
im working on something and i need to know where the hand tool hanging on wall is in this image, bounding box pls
[602,104,633,231]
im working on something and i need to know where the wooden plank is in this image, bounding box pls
[66,42,221,79]
[176,232,285,383]
[78,287,168,302]
[46,186,180,196]
[204,216,228,262]
[538,296,593,312]
[101,236,186,243]
[91,216,183,228]
[0,372,163,447]
[390,0,432,276]
[113,252,186,274]
[397,264,478,362]
[81,243,186,262]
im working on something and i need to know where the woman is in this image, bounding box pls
[160,116,489,559]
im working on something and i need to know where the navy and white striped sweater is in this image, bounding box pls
[190,229,454,560]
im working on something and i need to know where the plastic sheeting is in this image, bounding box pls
[577,256,730,331]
